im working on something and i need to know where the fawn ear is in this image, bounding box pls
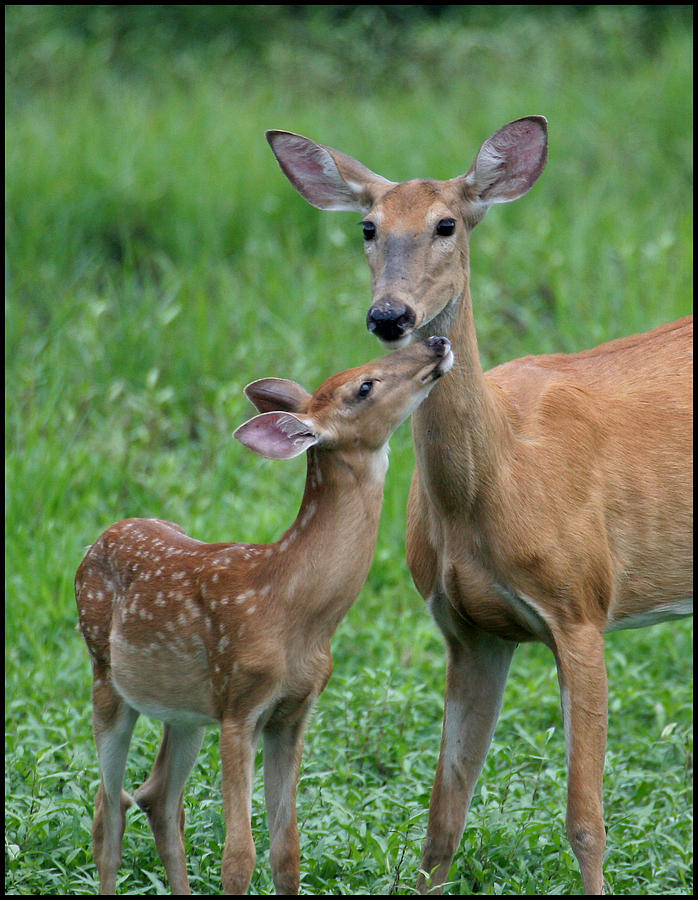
[244,378,312,414]
[461,116,548,204]
[234,412,319,460]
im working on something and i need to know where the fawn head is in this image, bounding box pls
[235,337,453,460]
[267,117,548,346]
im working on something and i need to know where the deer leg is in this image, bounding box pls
[91,673,139,894]
[262,700,314,894]
[134,723,206,895]
[554,626,608,895]
[417,628,515,894]
[219,716,258,895]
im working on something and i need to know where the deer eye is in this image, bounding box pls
[357,380,374,399]
[435,218,456,237]
[361,221,377,241]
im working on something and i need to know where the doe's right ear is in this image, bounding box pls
[266,130,393,213]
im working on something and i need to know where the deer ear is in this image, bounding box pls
[266,130,392,212]
[234,412,319,460]
[244,378,312,414]
[462,116,548,204]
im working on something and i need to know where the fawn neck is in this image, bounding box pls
[275,444,387,629]
[295,444,387,540]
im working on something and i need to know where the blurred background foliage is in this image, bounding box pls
[6,5,693,92]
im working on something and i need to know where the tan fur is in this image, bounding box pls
[267,118,693,894]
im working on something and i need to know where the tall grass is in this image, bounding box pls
[5,6,692,894]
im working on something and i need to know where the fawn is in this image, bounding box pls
[76,336,453,894]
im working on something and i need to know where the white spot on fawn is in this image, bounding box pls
[280,531,298,552]
[300,502,317,529]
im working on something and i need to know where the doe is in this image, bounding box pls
[76,336,453,895]
[267,118,693,893]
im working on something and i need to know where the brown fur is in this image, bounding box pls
[76,339,452,894]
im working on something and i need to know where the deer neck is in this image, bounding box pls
[412,282,506,516]
[272,446,387,632]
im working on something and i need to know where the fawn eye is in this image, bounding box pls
[435,218,456,237]
[357,380,374,399]
[361,221,377,241]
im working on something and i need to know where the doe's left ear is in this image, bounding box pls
[463,115,548,204]
[234,411,319,460]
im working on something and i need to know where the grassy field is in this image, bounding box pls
[5,6,692,895]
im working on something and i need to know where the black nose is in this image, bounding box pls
[366,299,416,343]
[426,336,450,357]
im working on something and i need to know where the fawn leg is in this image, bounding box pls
[263,699,315,894]
[219,715,258,894]
[91,673,139,894]
[134,723,206,895]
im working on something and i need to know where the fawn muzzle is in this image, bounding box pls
[423,336,453,381]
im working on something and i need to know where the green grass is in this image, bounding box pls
[5,6,692,895]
